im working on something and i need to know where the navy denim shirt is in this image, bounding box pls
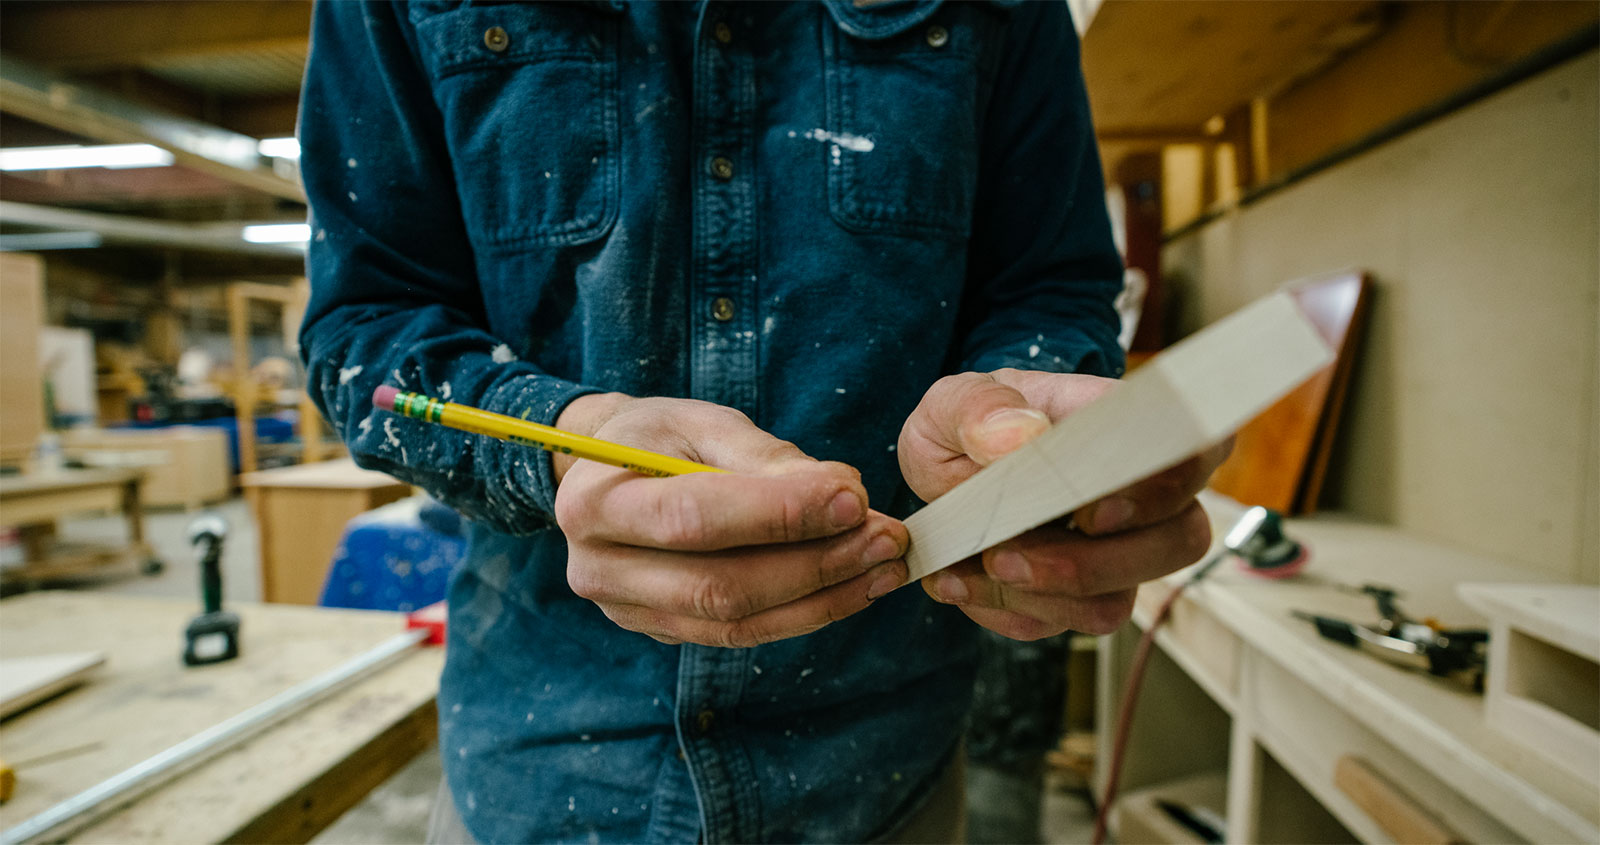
[299,1,1123,841]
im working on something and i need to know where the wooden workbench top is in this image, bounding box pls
[238,458,406,491]
[0,592,443,843]
[0,468,141,498]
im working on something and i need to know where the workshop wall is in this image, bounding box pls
[1165,51,1599,584]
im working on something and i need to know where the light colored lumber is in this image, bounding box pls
[0,653,106,719]
[1333,755,1461,844]
[1459,583,1600,788]
[0,592,441,842]
[904,292,1332,580]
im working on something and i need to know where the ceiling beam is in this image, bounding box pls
[0,1,311,73]
[1,201,303,258]
[0,58,304,202]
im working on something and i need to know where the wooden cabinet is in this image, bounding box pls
[61,427,231,510]
[240,459,411,605]
[0,253,45,466]
[1097,494,1597,844]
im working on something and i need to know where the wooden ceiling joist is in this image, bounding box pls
[0,1,311,75]
[0,59,304,202]
[0,201,303,259]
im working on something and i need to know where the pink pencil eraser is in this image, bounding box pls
[373,385,399,411]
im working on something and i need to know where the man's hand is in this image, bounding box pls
[897,369,1230,640]
[553,394,908,648]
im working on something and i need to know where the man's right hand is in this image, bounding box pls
[552,394,908,648]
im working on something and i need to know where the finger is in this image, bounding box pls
[1073,437,1234,536]
[558,465,871,551]
[987,368,1118,421]
[898,373,1051,501]
[921,560,1136,636]
[977,502,1212,596]
[597,559,909,647]
[955,592,1136,639]
[568,513,909,621]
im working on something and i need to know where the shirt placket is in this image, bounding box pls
[680,3,763,844]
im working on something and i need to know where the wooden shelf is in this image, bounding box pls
[1099,492,1600,844]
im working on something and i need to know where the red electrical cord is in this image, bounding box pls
[1091,554,1225,845]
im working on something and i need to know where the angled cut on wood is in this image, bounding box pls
[903,292,1334,581]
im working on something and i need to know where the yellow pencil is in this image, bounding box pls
[372,386,723,478]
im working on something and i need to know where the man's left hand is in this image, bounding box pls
[897,368,1231,640]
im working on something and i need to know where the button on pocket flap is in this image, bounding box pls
[821,0,944,41]
[414,2,613,78]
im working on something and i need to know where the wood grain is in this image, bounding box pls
[1333,756,1463,845]
[903,292,1332,580]
[0,592,442,843]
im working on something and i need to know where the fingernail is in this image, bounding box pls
[992,550,1031,584]
[830,491,863,528]
[933,572,969,603]
[867,566,903,600]
[976,408,1051,461]
[1092,497,1136,534]
[863,533,900,567]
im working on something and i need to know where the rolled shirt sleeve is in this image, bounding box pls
[298,0,600,533]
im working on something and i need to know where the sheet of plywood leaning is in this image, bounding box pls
[1208,271,1371,514]
[903,291,1334,581]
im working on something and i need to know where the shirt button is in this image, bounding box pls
[925,25,949,48]
[709,156,734,180]
[696,709,716,734]
[710,297,736,322]
[483,26,510,52]
[713,22,733,45]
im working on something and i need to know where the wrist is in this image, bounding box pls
[553,391,632,482]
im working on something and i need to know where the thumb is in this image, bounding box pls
[960,404,1052,466]
[900,373,1052,501]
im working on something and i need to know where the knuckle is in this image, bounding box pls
[566,562,603,600]
[1007,616,1061,642]
[1078,592,1135,635]
[650,489,708,548]
[1053,554,1096,597]
[712,619,763,649]
[1180,505,1213,564]
[553,488,588,535]
[689,573,755,623]
[775,488,806,543]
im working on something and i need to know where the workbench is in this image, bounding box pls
[0,592,443,843]
[1097,493,1598,844]
[0,469,154,587]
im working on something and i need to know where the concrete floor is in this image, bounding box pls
[47,499,1097,844]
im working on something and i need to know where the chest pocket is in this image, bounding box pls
[413,2,619,252]
[821,2,1003,240]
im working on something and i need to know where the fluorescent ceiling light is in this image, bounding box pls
[0,144,174,171]
[0,231,104,251]
[241,223,310,244]
[257,137,301,160]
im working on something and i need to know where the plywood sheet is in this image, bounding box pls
[0,651,105,718]
[1208,271,1370,513]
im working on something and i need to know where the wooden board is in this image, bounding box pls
[0,253,45,466]
[0,592,442,843]
[0,652,105,719]
[1207,270,1370,514]
[903,292,1332,580]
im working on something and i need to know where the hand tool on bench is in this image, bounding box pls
[182,513,239,666]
